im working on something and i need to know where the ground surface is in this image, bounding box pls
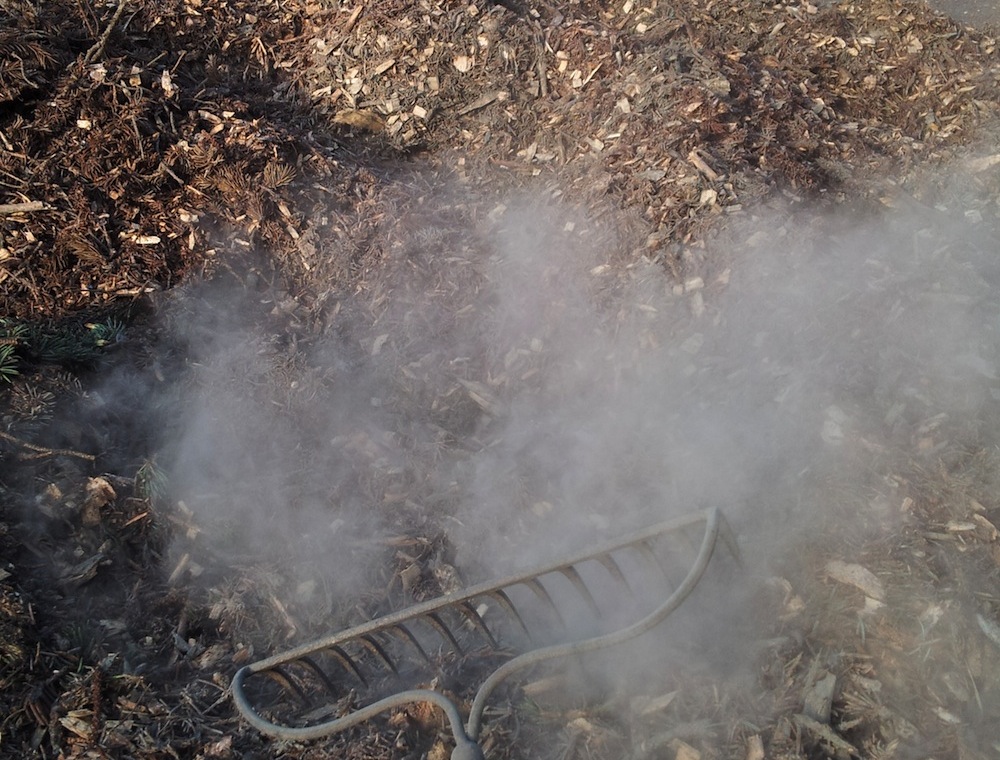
[928,0,999,27]
[3,0,1000,759]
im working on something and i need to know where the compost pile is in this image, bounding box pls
[2,0,1000,757]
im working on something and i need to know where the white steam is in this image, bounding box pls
[159,155,1000,674]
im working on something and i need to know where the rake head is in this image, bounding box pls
[232,508,739,758]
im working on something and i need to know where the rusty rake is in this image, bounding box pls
[231,508,739,759]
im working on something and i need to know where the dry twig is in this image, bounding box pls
[82,0,129,65]
[0,430,96,462]
[0,201,46,215]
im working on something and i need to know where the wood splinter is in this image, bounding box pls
[0,201,47,215]
[0,430,96,462]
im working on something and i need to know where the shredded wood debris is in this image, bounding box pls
[2,0,1000,758]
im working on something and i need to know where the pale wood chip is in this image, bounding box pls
[745,735,765,760]
[824,560,885,601]
[332,109,385,132]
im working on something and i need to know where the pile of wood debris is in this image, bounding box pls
[2,0,1000,758]
[1,0,997,319]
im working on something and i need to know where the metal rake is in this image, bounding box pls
[231,507,739,759]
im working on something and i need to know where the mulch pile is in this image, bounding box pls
[1,0,997,319]
[2,0,1000,758]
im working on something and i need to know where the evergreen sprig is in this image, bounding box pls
[0,319,27,382]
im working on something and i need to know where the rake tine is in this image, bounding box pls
[297,656,340,697]
[717,512,743,564]
[326,644,368,686]
[677,526,703,562]
[633,539,670,582]
[521,577,566,630]
[558,565,601,618]
[423,612,464,655]
[388,623,433,664]
[594,553,633,596]
[456,601,500,649]
[264,665,310,705]
[357,634,399,675]
[483,589,533,643]
[654,531,701,588]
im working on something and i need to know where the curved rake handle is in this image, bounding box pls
[230,676,484,757]
[231,508,737,759]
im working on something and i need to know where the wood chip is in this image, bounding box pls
[824,560,885,602]
[965,154,1000,173]
[427,740,450,760]
[332,109,385,132]
[81,476,116,527]
[458,378,503,415]
[972,513,999,540]
[687,149,720,181]
[522,673,567,696]
[670,739,701,760]
[633,690,678,716]
[60,710,94,739]
[976,613,1000,650]
[803,670,837,724]
[457,90,506,115]
[452,55,474,72]
[793,714,859,756]
[399,562,421,592]
[168,552,190,585]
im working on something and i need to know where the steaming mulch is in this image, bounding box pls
[2,0,1000,758]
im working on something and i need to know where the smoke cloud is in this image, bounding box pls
[151,147,1000,743]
